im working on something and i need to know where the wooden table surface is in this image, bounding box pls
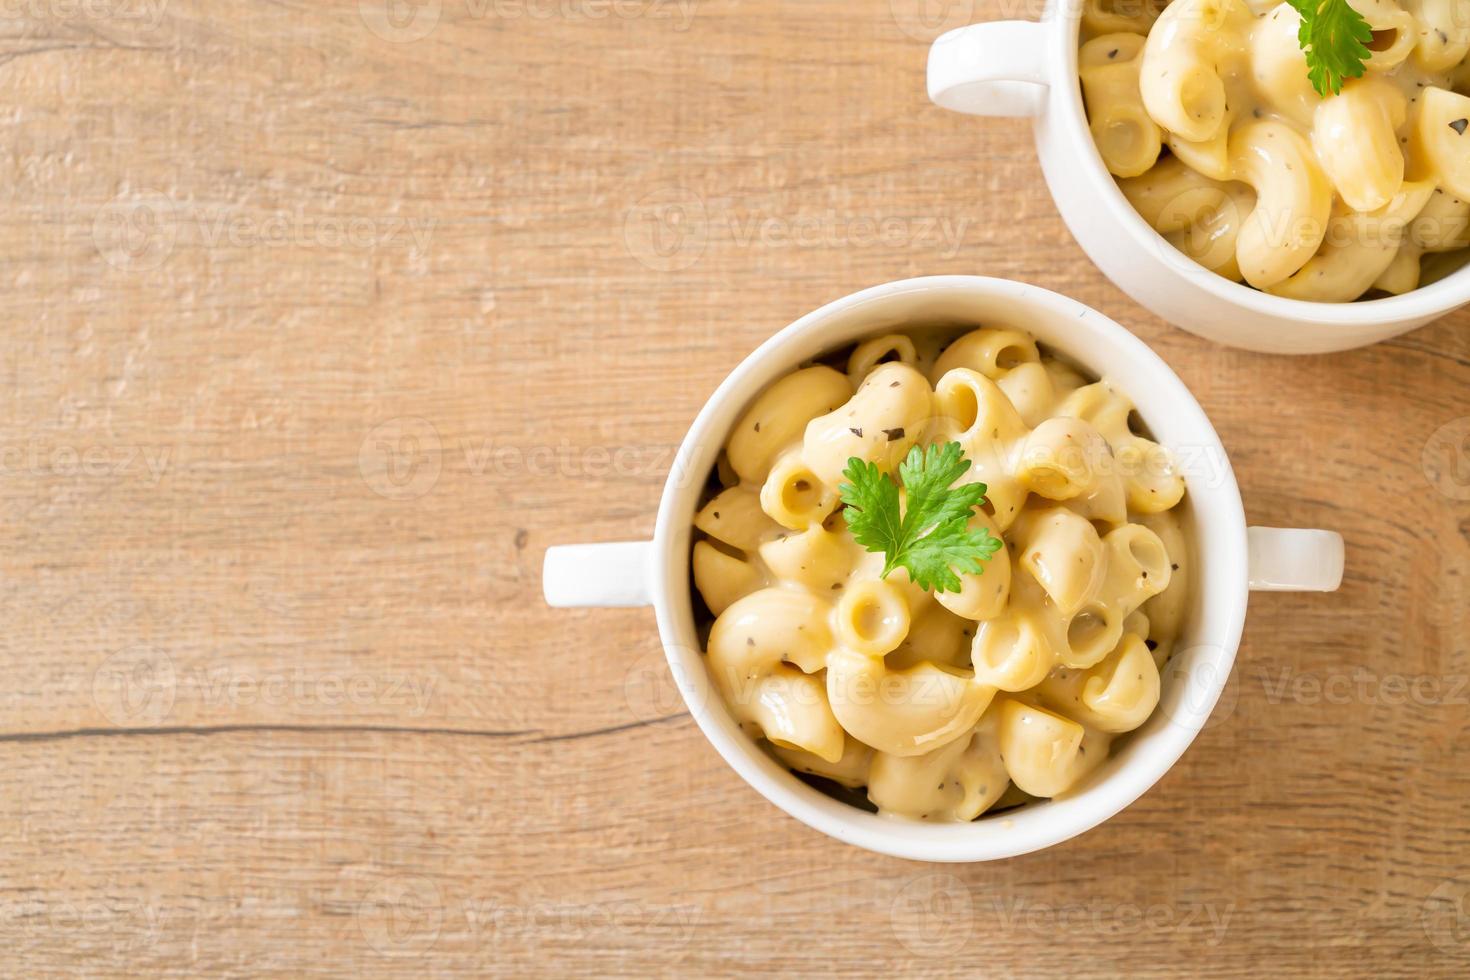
[2,0,1468,975]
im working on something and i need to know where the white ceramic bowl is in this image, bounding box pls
[543,277,1343,861]
[926,1,1470,354]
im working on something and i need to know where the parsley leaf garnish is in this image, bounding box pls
[837,442,1002,594]
[1287,0,1374,97]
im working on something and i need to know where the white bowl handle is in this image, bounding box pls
[926,21,1049,118]
[543,541,654,608]
[1247,528,1345,592]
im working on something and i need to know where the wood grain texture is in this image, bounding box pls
[0,0,1467,975]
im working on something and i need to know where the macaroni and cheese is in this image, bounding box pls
[1079,0,1470,300]
[690,327,1190,822]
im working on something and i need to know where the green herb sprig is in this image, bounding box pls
[1287,0,1374,97]
[837,442,1001,594]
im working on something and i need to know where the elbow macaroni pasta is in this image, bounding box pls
[1088,0,1470,300]
[1081,33,1164,178]
[691,327,1190,822]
